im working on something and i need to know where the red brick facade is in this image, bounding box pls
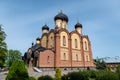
[37,12,95,70]
[38,30,94,70]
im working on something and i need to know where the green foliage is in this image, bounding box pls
[61,70,119,80]
[55,68,61,80]
[0,25,7,67]
[96,70,119,80]
[6,61,29,80]
[106,65,112,71]
[5,49,22,67]
[89,70,97,79]
[116,64,120,79]
[94,58,106,70]
[29,76,36,80]
[61,74,69,80]
[64,71,89,80]
[37,75,53,80]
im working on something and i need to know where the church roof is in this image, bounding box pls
[75,22,82,28]
[31,44,45,52]
[54,11,68,22]
[42,24,49,30]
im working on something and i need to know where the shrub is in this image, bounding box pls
[37,75,53,80]
[6,61,29,80]
[61,74,69,80]
[66,71,89,80]
[55,68,61,80]
[29,76,36,80]
[61,70,119,80]
[96,70,119,80]
[89,70,97,79]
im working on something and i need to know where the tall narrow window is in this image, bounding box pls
[50,36,53,47]
[75,39,78,48]
[76,54,78,61]
[63,53,66,60]
[86,55,88,61]
[84,41,87,50]
[63,36,66,46]
[47,56,50,63]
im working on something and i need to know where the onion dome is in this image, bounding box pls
[75,22,82,28]
[54,12,68,22]
[36,37,40,41]
[42,24,49,31]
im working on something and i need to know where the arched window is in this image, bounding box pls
[84,41,87,50]
[63,36,66,46]
[76,54,78,61]
[47,56,50,63]
[75,39,78,48]
[63,53,66,60]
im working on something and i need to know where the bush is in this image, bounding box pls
[61,70,119,80]
[65,71,89,80]
[29,76,36,80]
[6,61,29,80]
[61,74,69,80]
[38,75,53,80]
[96,70,119,80]
[89,70,97,79]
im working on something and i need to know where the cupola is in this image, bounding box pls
[54,11,68,29]
[42,24,49,34]
[36,37,40,44]
[75,22,82,35]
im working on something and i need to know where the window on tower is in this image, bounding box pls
[86,55,88,61]
[63,36,66,46]
[84,41,87,50]
[47,56,50,63]
[63,53,66,60]
[50,36,53,47]
[75,39,78,48]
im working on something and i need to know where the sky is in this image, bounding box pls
[0,0,120,61]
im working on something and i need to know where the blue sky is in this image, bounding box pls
[0,0,120,60]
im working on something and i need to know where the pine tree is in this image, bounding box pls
[0,25,7,67]
[6,61,29,80]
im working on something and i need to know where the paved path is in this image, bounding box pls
[0,71,7,80]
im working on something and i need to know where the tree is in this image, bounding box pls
[0,25,7,67]
[94,58,106,70]
[5,49,22,67]
[55,68,62,80]
[6,61,29,80]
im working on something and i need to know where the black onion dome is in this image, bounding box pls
[42,24,49,30]
[54,12,68,22]
[36,37,40,41]
[75,22,82,28]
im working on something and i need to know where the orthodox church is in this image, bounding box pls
[28,11,94,70]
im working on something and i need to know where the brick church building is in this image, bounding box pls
[27,11,94,70]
